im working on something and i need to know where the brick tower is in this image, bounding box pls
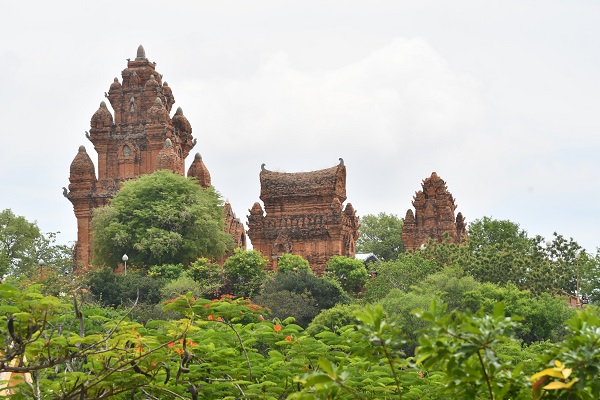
[401,172,467,250]
[247,159,359,274]
[66,45,244,269]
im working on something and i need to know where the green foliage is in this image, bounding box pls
[364,253,440,302]
[148,263,184,280]
[412,217,598,298]
[327,255,368,294]
[305,303,362,336]
[468,216,532,252]
[415,300,529,399]
[86,268,163,307]
[92,170,234,268]
[463,283,574,344]
[255,270,349,327]
[185,257,223,299]
[579,249,600,304]
[0,209,41,277]
[221,249,268,298]
[377,267,574,350]
[3,278,600,399]
[380,289,436,356]
[277,253,312,274]
[292,303,436,399]
[531,307,600,399]
[356,212,405,261]
[0,209,73,279]
[160,275,205,300]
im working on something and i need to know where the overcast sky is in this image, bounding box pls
[1,1,599,252]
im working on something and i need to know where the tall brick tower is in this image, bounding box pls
[66,45,201,269]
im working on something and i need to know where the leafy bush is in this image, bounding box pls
[160,275,205,300]
[277,253,312,274]
[86,268,164,307]
[305,303,362,336]
[148,263,184,281]
[326,255,368,294]
[255,271,349,327]
[221,249,268,298]
[186,257,224,298]
[364,254,439,302]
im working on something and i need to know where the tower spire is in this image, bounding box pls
[136,45,147,60]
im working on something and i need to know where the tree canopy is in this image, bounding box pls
[0,209,41,276]
[92,170,234,268]
[356,212,404,261]
[0,209,72,279]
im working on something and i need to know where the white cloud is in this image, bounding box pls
[186,37,484,161]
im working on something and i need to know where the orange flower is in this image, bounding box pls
[274,325,282,332]
[285,335,292,341]
[217,317,223,322]
[208,315,214,320]
[167,342,175,348]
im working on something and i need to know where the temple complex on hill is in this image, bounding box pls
[402,172,467,250]
[247,160,360,274]
[65,46,245,269]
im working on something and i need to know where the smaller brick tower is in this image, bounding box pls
[402,172,467,250]
[247,159,359,274]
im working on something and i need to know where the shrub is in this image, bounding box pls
[327,255,368,294]
[277,253,312,274]
[221,249,268,298]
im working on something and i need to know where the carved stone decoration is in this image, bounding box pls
[402,172,467,250]
[66,46,244,270]
[247,161,359,274]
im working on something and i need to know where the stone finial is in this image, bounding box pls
[136,45,147,60]
[69,145,97,183]
[195,153,202,161]
[338,158,344,166]
[164,138,173,148]
[91,102,113,128]
[109,77,121,91]
[175,107,183,115]
[261,163,268,172]
[163,81,169,86]
[154,97,163,106]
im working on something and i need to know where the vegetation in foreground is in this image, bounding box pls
[1,203,600,398]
